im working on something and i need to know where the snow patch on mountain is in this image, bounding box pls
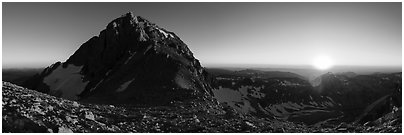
[43,64,88,100]
[157,28,173,38]
[212,86,255,114]
[138,29,148,41]
[213,86,242,103]
[239,100,256,113]
[116,79,135,92]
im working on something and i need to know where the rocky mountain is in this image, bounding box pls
[312,72,401,122]
[4,11,401,133]
[3,81,401,133]
[209,69,341,125]
[209,69,401,125]
[23,12,214,106]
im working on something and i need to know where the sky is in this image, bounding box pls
[2,2,402,68]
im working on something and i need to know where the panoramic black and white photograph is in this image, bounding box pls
[2,2,402,133]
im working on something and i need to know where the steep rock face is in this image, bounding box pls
[355,85,401,124]
[24,12,213,105]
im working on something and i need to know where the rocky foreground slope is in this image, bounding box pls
[2,82,401,133]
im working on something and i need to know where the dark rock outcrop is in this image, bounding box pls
[355,84,401,124]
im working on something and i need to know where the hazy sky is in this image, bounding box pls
[2,2,402,68]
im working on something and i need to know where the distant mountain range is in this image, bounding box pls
[2,68,43,86]
[208,68,401,125]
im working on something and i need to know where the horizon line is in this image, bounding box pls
[3,63,402,70]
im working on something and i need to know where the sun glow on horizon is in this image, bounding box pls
[312,55,334,70]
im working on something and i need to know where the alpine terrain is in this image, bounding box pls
[209,69,401,128]
[2,12,402,133]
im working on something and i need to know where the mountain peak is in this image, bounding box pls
[118,11,144,26]
[124,11,135,18]
[102,12,176,43]
[24,12,214,106]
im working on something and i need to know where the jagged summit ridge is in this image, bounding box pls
[104,12,175,41]
[24,12,214,105]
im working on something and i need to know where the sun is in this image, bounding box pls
[312,55,334,70]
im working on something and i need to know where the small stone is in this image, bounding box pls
[72,102,80,108]
[245,121,256,128]
[58,126,73,133]
[193,115,200,123]
[32,106,45,115]
[155,123,161,132]
[108,125,121,132]
[84,111,95,121]
[33,102,41,106]
[65,116,72,121]
[337,128,347,132]
[33,98,41,102]
[10,99,17,103]
[65,116,78,124]
[95,120,106,126]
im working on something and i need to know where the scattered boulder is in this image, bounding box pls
[72,101,80,108]
[58,126,73,133]
[84,111,95,121]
